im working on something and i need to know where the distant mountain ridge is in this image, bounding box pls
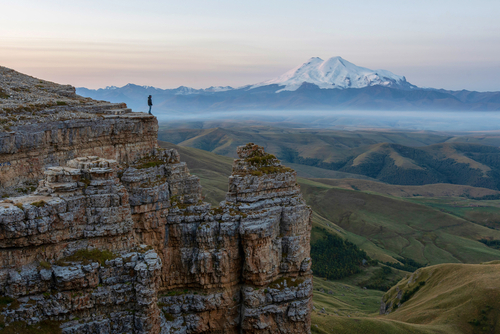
[77,57,500,112]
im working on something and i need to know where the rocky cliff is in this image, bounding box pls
[0,66,158,196]
[0,68,312,333]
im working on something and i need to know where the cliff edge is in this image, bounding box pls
[0,68,312,333]
[0,66,157,196]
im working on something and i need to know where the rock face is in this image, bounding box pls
[0,68,312,333]
[0,155,164,333]
[0,66,157,195]
[0,145,312,333]
[157,143,313,333]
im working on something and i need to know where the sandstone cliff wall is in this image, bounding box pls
[0,68,312,333]
[0,66,157,194]
[0,144,312,333]
[0,145,312,333]
[0,111,158,194]
[0,155,164,333]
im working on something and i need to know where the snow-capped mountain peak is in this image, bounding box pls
[251,56,415,92]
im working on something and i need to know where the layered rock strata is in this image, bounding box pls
[157,144,313,333]
[0,60,311,334]
[0,66,157,194]
[0,155,163,333]
[0,143,312,333]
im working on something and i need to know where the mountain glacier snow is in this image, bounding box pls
[250,56,416,92]
[76,56,500,112]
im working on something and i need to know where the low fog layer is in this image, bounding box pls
[156,110,500,132]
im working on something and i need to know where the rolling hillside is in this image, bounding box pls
[380,262,500,334]
[334,142,500,189]
[158,126,456,160]
[159,126,500,190]
[160,140,500,333]
[159,141,500,265]
[312,262,500,334]
[300,178,500,265]
[306,178,500,198]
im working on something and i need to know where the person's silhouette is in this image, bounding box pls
[148,95,153,114]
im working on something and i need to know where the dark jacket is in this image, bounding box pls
[148,96,153,106]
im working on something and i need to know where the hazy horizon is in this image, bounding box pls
[155,109,500,133]
[2,0,500,92]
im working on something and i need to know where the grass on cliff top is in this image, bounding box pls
[0,88,10,99]
[30,200,46,208]
[133,155,165,169]
[0,297,16,312]
[240,148,293,176]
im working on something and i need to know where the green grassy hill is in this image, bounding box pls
[381,262,500,334]
[336,142,500,190]
[311,277,447,334]
[160,140,500,333]
[307,178,500,198]
[158,125,455,160]
[159,126,500,190]
[301,178,500,265]
[311,262,500,334]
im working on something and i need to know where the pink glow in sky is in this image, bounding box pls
[2,0,500,91]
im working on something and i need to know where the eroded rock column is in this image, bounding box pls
[0,144,312,334]
[226,144,313,334]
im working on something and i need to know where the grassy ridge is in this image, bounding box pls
[300,178,500,265]
[382,262,500,333]
[311,277,448,334]
[405,196,500,231]
[158,125,459,160]
[160,140,500,266]
[159,126,500,190]
[308,178,499,199]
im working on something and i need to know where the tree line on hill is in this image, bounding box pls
[311,228,426,290]
[310,228,369,280]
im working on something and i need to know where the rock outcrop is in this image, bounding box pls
[0,155,164,333]
[0,68,312,333]
[157,143,312,333]
[0,66,157,196]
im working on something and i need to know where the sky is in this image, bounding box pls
[1,0,500,91]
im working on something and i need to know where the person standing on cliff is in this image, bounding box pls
[147,95,153,114]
